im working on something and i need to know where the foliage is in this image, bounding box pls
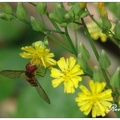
[0,2,120,118]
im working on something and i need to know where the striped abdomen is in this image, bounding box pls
[25,71,37,87]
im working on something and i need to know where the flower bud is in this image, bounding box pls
[79,2,87,9]
[43,37,49,46]
[78,53,93,77]
[30,16,43,32]
[110,67,120,88]
[99,50,111,69]
[93,66,104,82]
[0,2,13,14]
[49,13,62,23]
[0,12,15,21]
[98,2,111,34]
[36,3,47,15]
[32,41,46,48]
[101,16,112,34]
[78,42,90,61]
[64,13,72,21]
[16,2,27,20]
[60,22,67,28]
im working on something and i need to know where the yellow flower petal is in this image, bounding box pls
[75,80,113,118]
[51,57,84,94]
[20,44,56,67]
[52,78,64,88]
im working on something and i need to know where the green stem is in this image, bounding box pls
[28,2,36,6]
[44,29,65,34]
[46,12,71,48]
[81,18,99,60]
[86,7,120,48]
[47,34,73,54]
[74,30,78,52]
[64,27,78,56]
[81,18,112,88]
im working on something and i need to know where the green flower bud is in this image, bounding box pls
[80,11,89,18]
[36,3,47,15]
[32,41,46,48]
[110,67,120,88]
[43,37,49,46]
[0,12,15,21]
[78,53,93,77]
[0,3,13,14]
[64,13,72,21]
[99,50,111,69]
[68,22,80,30]
[98,2,112,34]
[49,13,62,23]
[68,3,84,19]
[93,66,104,82]
[30,16,43,32]
[16,2,27,20]
[60,22,67,28]
[53,2,64,11]
[114,22,120,39]
[79,42,90,61]
[101,16,112,34]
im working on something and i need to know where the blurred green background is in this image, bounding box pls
[0,17,86,118]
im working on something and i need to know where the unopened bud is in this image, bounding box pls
[93,66,104,82]
[49,13,62,23]
[64,13,72,21]
[0,12,15,21]
[79,2,87,8]
[0,2,13,14]
[32,41,46,48]
[110,67,120,88]
[99,50,111,69]
[79,42,90,61]
[36,3,47,15]
[60,22,67,28]
[78,53,93,77]
[16,2,27,20]
[98,2,111,34]
[43,37,49,46]
[30,16,43,32]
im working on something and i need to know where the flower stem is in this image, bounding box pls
[81,18,99,60]
[64,27,78,56]
[81,18,112,88]
[47,34,73,54]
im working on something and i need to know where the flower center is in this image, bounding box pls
[90,94,99,103]
[62,70,72,81]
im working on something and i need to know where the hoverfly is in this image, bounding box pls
[0,63,50,104]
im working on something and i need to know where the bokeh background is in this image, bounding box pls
[0,2,119,118]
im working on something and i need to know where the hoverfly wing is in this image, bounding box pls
[34,77,50,104]
[0,70,24,79]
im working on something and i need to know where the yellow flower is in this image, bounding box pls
[50,57,84,94]
[79,2,87,8]
[87,22,107,42]
[98,2,107,17]
[75,80,113,118]
[20,42,56,68]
